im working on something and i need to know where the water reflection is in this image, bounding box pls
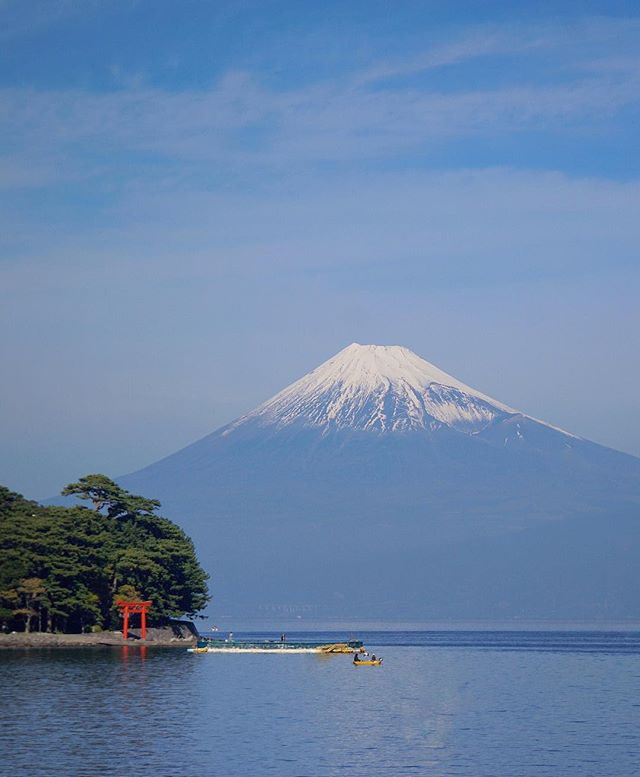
[119,644,148,662]
[0,634,639,777]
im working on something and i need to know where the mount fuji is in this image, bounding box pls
[121,344,640,622]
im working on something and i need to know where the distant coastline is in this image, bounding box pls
[0,621,198,649]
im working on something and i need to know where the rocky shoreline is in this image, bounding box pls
[0,621,199,649]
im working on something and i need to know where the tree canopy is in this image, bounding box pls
[62,474,161,519]
[0,476,210,633]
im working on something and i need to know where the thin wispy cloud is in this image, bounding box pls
[346,17,640,85]
[1,17,639,180]
[0,70,636,169]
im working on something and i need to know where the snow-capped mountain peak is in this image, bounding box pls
[225,343,518,435]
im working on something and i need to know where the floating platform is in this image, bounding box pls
[188,639,364,654]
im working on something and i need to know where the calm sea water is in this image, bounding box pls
[2,631,639,777]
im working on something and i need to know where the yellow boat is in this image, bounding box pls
[353,658,382,666]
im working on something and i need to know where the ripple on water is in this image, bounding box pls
[0,634,639,777]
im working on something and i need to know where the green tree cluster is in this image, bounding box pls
[0,475,209,633]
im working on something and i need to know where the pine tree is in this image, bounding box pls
[0,479,210,633]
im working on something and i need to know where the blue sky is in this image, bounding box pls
[2,0,640,498]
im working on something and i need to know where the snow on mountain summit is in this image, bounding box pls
[120,342,640,623]
[226,343,519,435]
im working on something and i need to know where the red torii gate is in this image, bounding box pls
[116,600,152,641]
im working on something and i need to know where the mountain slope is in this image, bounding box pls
[121,344,640,621]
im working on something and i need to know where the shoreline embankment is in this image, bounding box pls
[0,620,198,649]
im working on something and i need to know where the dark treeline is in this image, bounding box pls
[0,475,209,634]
